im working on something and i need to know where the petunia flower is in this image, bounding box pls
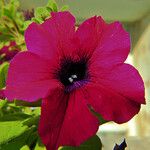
[0,41,19,64]
[5,11,145,150]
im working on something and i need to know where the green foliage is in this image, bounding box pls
[0,109,35,149]
[22,20,33,30]
[20,145,30,150]
[0,101,43,150]
[0,125,36,150]
[0,62,9,88]
[61,5,69,11]
[0,34,13,43]
[59,135,102,150]
[34,7,50,23]
[0,0,25,49]
[0,120,29,145]
[0,0,69,48]
[31,0,69,24]
[47,0,58,12]
[34,138,46,150]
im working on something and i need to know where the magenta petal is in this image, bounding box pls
[38,89,68,150]
[25,11,76,60]
[25,22,55,60]
[75,16,106,56]
[85,64,145,123]
[92,64,145,104]
[90,22,130,68]
[57,90,99,148]
[84,84,141,124]
[5,52,60,102]
[38,90,99,150]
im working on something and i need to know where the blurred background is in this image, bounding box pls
[1,0,150,149]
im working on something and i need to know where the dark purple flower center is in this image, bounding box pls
[58,58,88,92]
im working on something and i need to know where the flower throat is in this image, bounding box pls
[58,58,88,87]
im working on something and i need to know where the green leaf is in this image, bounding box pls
[32,107,41,115]
[34,138,46,150]
[20,145,30,150]
[34,144,46,150]
[0,111,39,150]
[0,62,9,88]
[59,135,102,150]
[0,120,28,145]
[34,7,50,23]
[0,34,13,42]
[0,113,31,121]
[31,17,42,24]
[0,126,36,150]
[0,102,26,116]
[0,100,7,109]
[15,99,41,107]
[23,115,39,127]
[0,100,7,116]
[10,0,20,15]
[3,8,13,19]
[23,20,32,30]
[61,5,69,11]
[47,0,58,12]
